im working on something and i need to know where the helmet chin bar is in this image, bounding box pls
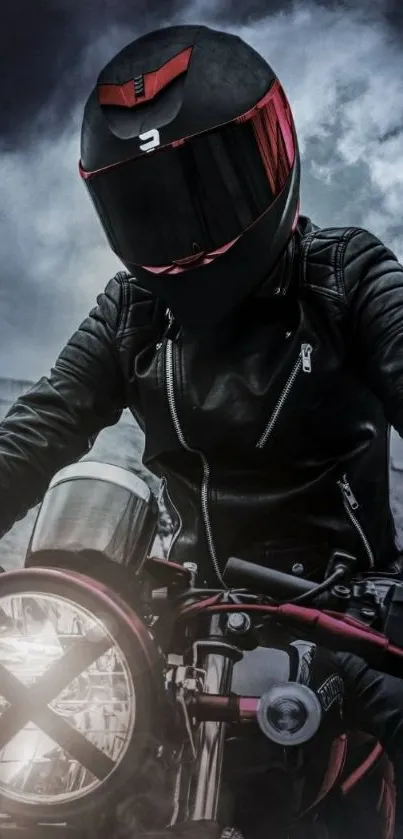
[129,160,300,332]
[0,566,160,824]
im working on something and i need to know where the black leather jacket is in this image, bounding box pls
[1,215,403,584]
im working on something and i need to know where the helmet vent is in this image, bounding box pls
[133,75,145,99]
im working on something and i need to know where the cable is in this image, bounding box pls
[287,567,347,605]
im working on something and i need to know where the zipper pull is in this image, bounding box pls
[337,475,359,510]
[163,308,181,342]
[301,343,313,373]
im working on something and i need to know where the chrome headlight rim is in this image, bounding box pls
[0,567,159,822]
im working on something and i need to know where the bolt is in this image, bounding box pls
[226,612,251,634]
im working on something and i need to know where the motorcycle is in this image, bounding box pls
[0,459,402,839]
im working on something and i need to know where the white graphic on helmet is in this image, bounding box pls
[139,129,161,152]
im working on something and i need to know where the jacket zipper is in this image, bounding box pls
[337,474,375,569]
[256,343,312,449]
[165,337,225,586]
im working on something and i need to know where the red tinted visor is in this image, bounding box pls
[79,80,295,269]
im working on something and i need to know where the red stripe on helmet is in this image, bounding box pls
[97,46,193,108]
[237,80,295,195]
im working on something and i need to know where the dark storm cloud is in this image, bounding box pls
[5,0,400,142]
[1,0,301,142]
[0,0,193,142]
[1,1,75,141]
[1,0,403,378]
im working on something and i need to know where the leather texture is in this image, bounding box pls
[1,215,402,584]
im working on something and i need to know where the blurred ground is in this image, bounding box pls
[0,376,403,569]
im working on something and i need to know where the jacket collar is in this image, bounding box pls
[255,214,315,300]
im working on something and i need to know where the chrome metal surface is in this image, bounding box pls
[188,616,235,822]
[48,461,150,501]
[29,461,157,569]
[257,682,322,746]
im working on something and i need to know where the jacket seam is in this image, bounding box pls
[115,272,132,345]
[301,228,359,314]
[300,231,315,291]
[337,228,362,304]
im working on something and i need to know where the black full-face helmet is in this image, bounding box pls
[80,25,300,328]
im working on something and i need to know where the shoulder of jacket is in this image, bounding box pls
[108,270,166,341]
[298,220,384,306]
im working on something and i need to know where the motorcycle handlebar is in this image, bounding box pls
[223,556,316,600]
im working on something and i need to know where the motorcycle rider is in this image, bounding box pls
[1,23,403,833]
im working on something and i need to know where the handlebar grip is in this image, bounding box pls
[223,556,316,600]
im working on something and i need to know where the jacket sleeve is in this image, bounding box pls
[343,229,403,437]
[0,273,127,537]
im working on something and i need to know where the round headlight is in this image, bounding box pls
[0,568,159,822]
[257,683,322,746]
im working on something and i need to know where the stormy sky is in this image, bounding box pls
[1,0,403,380]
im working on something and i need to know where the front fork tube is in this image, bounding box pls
[172,614,243,825]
